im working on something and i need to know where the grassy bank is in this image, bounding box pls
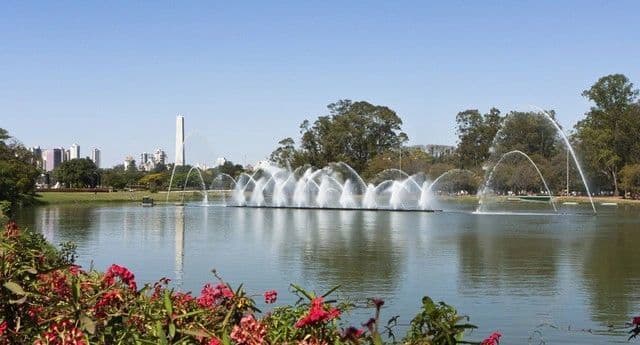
[35,190,218,204]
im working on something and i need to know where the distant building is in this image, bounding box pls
[43,148,63,172]
[29,146,43,168]
[70,144,80,160]
[216,157,227,166]
[153,149,167,165]
[124,155,135,169]
[175,115,185,166]
[63,148,70,162]
[416,144,455,159]
[140,152,149,165]
[91,148,101,168]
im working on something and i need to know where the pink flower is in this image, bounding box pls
[341,326,365,341]
[481,331,502,345]
[230,314,266,345]
[4,221,20,237]
[264,290,277,304]
[103,264,137,291]
[0,321,7,336]
[295,297,341,328]
[69,264,83,276]
[207,337,222,345]
[633,316,640,326]
[371,298,385,308]
[198,283,234,308]
[34,319,86,345]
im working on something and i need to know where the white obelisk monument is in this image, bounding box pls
[175,115,185,166]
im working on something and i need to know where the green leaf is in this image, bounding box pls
[169,323,176,339]
[177,328,210,338]
[80,314,96,334]
[155,321,168,345]
[321,285,341,298]
[9,296,27,304]
[23,266,38,274]
[163,290,173,315]
[290,284,314,300]
[4,281,26,295]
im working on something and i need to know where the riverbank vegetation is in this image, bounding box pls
[3,74,640,209]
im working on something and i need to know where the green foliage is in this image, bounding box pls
[0,128,40,209]
[621,164,640,198]
[493,111,561,159]
[53,158,99,188]
[455,108,503,169]
[271,100,408,172]
[574,74,640,194]
[362,147,433,179]
[404,296,477,345]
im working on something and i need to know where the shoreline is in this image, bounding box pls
[35,191,640,206]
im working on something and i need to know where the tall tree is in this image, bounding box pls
[0,128,40,208]
[574,74,640,195]
[269,137,298,168]
[54,158,99,188]
[285,100,408,172]
[494,110,561,159]
[455,108,503,169]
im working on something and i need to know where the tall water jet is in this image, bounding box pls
[363,184,377,209]
[418,180,432,210]
[339,179,357,208]
[533,107,596,213]
[316,175,333,208]
[389,181,405,209]
[182,166,209,205]
[249,177,267,206]
[477,150,557,213]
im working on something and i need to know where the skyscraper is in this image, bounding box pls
[43,148,63,172]
[175,115,185,166]
[91,148,101,168]
[70,144,80,160]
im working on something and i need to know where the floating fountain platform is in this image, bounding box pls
[227,205,442,213]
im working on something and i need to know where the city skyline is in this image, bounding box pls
[2,2,639,166]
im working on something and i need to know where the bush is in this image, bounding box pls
[0,222,514,344]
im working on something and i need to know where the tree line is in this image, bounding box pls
[2,73,640,207]
[269,74,640,197]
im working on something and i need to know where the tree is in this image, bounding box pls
[621,164,640,199]
[293,100,408,172]
[455,108,503,169]
[362,147,433,179]
[575,74,640,195]
[493,111,561,159]
[0,128,40,208]
[53,158,99,188]
[269,137,298,168]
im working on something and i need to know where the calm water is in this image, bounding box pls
[16,200,640,344]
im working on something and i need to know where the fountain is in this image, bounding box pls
[216,162,441,212]
[477,150,557,213]
[182,166,209,205]
[480,109,596,214]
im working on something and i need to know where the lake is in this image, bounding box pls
[16,200,640,344]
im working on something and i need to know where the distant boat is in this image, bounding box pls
[517,195,552,202]
[141,196,154,207]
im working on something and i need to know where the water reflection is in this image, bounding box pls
[14,204,640,344]
[581,213,640,325]
[175,206,185,288]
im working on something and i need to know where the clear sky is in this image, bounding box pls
[2,1,639,167]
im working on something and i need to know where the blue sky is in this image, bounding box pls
[2,1,639,167]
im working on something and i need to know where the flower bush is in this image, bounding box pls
[0,220,512,344]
